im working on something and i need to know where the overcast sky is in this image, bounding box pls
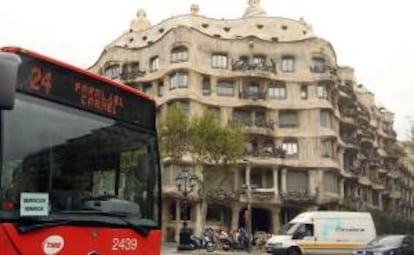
[1,0,413,139]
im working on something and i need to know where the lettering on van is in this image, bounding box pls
[335,226,365,232]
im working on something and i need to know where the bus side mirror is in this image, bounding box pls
[0,52,20,110]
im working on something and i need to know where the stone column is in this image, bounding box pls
[273,167,279,195]
[379,192,383,211]
[234,166,241,190]
[281,168,287,193]
[340,178,345,200]
[162,199,170,241]
[308,170,315,194]
[271,206,281,234]
[231,203,241,231]
[246,163,251,186]
[194,202,202,237]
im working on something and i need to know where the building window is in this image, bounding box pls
[167,100,190,116]
[321,139,334,158]
[171,46,189,63]
[217,80,234,96]
[232,109,251,126]
[247,81,260,98]
[286,171,308,192]
[268,83,287,99]
[300,85,308,99]
[282,140,298,157]
[324,172,339,193]
[170,72,188,89]
[206,205,224,222]
[311,57,327,73]
[212,54,228,69]
[158,81,164,97]
[252,55,266,69]
[320,110,332,128]
[317,83,328,99]
[279,111,298,128]
[202,76,211,96]
[104,65,120,79]
[150,56,159,72]
[142,83,152,95]
[281,56,295,72]
[162,164,182,186]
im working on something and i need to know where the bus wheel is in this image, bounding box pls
[287,247,301,255]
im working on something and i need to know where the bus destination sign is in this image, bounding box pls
[16,55,155,129]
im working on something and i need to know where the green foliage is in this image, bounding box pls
[158,104,189,163]
[159,107,246,165]
[189,111,246,165]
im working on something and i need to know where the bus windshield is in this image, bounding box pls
[0,93,160,227]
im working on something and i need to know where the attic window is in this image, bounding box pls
[159,28,165,33]
[142,36,147,41]
[214,34,221,38]
[202,23,209,28]
[271,37,279,42]
[257,24,264,29]
[303,30,307,35]
[281,25,288,30]
[129,38,134,42]
[148,41,153,45]
[129,29,133,32]
[224,27,231,32]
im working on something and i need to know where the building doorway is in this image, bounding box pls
[238,207,271,233]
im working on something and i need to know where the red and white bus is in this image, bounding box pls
[0,47,161,255]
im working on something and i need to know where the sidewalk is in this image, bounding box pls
[161,242,267,255]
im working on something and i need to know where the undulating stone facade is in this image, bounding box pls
[89,0,414,242]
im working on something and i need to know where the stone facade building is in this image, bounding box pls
[89,1,414,242]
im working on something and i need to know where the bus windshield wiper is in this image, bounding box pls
[14,218,72,234]
[54,210,151,236]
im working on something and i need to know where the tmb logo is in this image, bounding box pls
[42,235,64,255]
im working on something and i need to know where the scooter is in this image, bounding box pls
[220,228,251,252]
[189,228,215,252]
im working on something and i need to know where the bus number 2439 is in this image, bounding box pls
[112,238,138,251]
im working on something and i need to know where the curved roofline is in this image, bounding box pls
[140,13,312,34]
[90,25,338,70]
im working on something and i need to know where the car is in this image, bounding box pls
[353,235,414,255]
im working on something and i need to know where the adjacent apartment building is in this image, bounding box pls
[89,0,414,241]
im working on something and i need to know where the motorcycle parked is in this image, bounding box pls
[189,228,216,252]
[220,228,251,252]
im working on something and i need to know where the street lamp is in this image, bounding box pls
[242,183,257,251]
[175,168,198,251]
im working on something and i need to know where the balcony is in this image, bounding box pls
[341,134,358,147]
[245,146,286,159]
[232,60,275,73]
[119,70,146,81]
[338,82,354,95]
[280,190,317,204]
[341,108,357,118]
[239,91,267,100]
[229,118,276,131]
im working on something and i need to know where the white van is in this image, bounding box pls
[265,211,376,255]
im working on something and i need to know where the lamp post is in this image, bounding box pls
[242,183,257,252]
[175,168,198,251]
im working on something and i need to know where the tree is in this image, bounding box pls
[159,107,246,235]
[189,111,245,235]
[159,104,190,163]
